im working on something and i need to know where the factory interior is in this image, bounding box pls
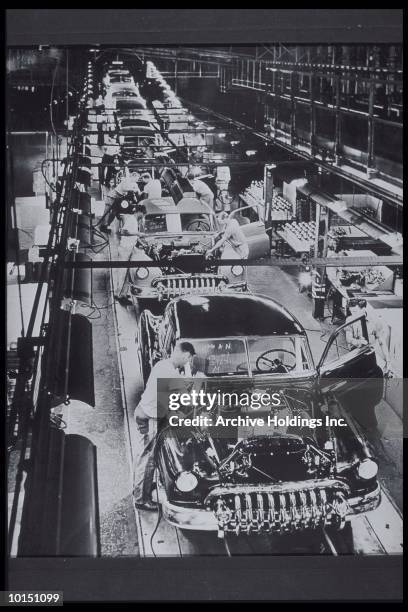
[7,44,403,559]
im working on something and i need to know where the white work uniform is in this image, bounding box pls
[192,178,214,208]
[133,359,186,503]
[135,359,181,420]
[114,176,140,198]
[143,179,162,200]
[223,218,249,259]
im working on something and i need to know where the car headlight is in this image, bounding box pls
[357,459,378,480]
[120,200,130,210]
[136,267,149,280]
[175,471,198,492]
[231,265,244,277]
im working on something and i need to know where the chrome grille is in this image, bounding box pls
[152,274,227,298]
[206,482,350,536]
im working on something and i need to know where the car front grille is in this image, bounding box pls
[151,274,228,298]
[205,481,350,535]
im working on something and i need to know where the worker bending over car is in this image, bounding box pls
[133,342,196,511]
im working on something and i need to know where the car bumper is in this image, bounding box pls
[131,287,159,299]
[161,482,382,533]
[348,483,381,514]
[162,499,218,531]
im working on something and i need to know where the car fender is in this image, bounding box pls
[128,247,161,287]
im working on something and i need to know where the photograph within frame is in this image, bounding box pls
[5,14,403,599]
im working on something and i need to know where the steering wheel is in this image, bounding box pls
[185,219,211,232]
[256,349,296,373]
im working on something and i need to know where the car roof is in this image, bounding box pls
[121,118,154,129]
[172,294,305,338]
[116,100,147,109]
[121,118,150,126]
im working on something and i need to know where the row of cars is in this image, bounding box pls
[104,60,384,539]
[103,62,157,158]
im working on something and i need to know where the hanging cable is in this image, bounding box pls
[50,59,60,138]
[41,158,57,192]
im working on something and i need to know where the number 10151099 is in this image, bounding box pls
[2,592,63,606]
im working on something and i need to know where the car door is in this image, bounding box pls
[229,204,270,259]
[316,314,383,400]
[317,314,381,379]
[316,314,385,432]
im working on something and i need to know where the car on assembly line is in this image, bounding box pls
[119,117,155,137]
[123,195,269,308]
[104,79,146,110]
[125,196,245,306]
[117,118,156,153]
[112,89,147,109]
[137,292,383,537]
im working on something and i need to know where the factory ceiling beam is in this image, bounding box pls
[141,46,403,79]
[180,99,402,208]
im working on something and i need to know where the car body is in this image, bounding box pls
[125,197,250,303]
[112,89,139,99]
[138,293,383,536]
[119,118,155,137]
[104,80,147,111]
[113,91,147,110]
[124,193,270,305]
[120,114,155,129]
[106,80,138,95]
[116,116,156,153]
[116,98,148,112]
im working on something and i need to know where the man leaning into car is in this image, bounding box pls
[133,342,196,511]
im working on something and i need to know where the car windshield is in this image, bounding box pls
[184,336,313,377]
[247,336,312,374]
[187,338,248,377]
[110,76,132,83]
[143,213,213,233]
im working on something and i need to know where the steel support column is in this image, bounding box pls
[310,74,317,156]
[334,74,341,165]
[367,77,376,176]
[290,72,297,145]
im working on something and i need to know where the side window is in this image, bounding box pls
[323,317,368,365]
